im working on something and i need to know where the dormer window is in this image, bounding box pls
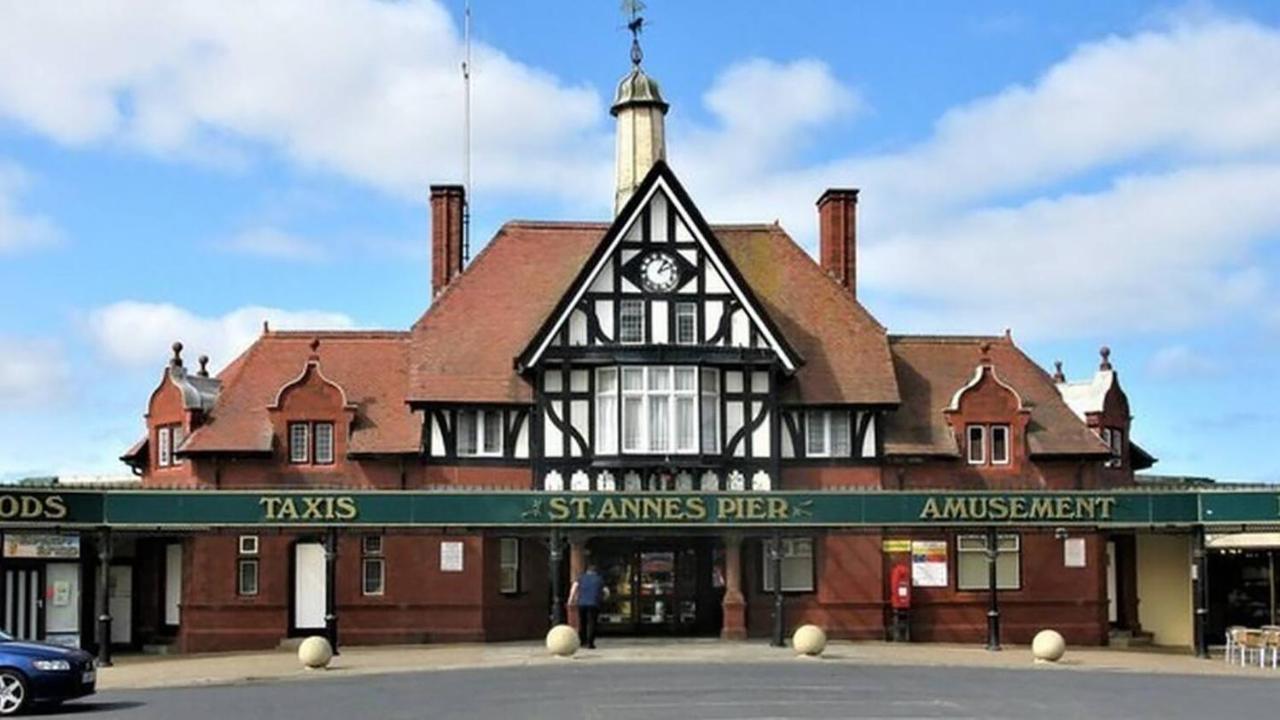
[288,421,335,465]
[156,424,184,467]
[457,409,502,457]
[966,424,1011,466]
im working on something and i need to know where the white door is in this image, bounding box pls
[165,543,183,626]
[294,543,327,630]
[109,565,133,644]
[43,563,81,647]
[1106,541,1118,624]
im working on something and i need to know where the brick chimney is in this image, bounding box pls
[817,188,858,296]
[430,184,466,297]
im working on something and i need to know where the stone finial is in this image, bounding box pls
[1099,345,1113,371]
[979,342,992,364]
[1003,327,1013,341]
[309,337,321,360]
[197,355,210,378]
[170,341,184,367]
[1052,360,1066,383]
[262,320,270,334]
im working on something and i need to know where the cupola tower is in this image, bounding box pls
[612,4,668,214]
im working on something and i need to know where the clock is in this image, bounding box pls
[639,251,680,292]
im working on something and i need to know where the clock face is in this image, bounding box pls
[639,251,680,292]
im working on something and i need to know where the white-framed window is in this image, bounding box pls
[619,299,645,344]
[957,534,1021,590]
[457,409,503,457]
[1101,427,1123,468]
[805,410,851,457]
[990,424,1010,465]
[289,422,310,463]
[595,368,619,454]
[499,538,520,594]
[619,366,700,454]
[700,368,719,454]
[762,538,815,592]
[674,303,697,344]
[362,534,385,596]
[238,535,259,555]
[966,425,985,465]
[157,425,174,467]
[237,558,259,596]
[314,422,335,464]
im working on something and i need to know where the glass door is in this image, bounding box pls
[638,551,676,629]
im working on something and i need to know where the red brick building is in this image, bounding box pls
[108,54,1156,654]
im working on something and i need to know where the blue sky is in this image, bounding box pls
[1,0,1279,482]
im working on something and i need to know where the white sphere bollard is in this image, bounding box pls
[1032,629,1066,664]
[297,636,333,669]
[792,624,827,657]
[546,624,580,657]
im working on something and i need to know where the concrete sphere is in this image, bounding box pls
[792,624,827,656]
[546,624,580,657]
[1032,629,1066,663]
[297,636,333,669]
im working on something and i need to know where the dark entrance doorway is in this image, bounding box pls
[588,537,723,636]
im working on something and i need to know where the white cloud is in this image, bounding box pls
[86,301,356,371]
[0,338,69,406]
[0,162,60,254]
[222,227,327,263]
[0,0,609,202]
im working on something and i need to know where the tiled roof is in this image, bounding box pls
[883,335,1112,458]
[407,221,899,405]
[181,331,417,455]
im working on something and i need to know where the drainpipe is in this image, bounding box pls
[95,528,113,667]
[324,527,340,654]
[1193,525,1209,658]
[770,528,785,647]
[549,528,565,625]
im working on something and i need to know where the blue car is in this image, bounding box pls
[0,631,96,715]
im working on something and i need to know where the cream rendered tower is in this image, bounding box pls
[612,62,669,215]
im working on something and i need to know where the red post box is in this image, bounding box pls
[890,562,911,610]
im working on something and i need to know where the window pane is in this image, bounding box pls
[171,426,185,463]
[314,423,334,464]
[597,395,618,454]
[648,366,670,391]
[674,367,696,391]
[997,551,1020,590]
[157,427,172,467]
[289,424,309,463]
[701,368,718,394]
[676,397,696,451]
[499,538,519,593]
[363,558,385,595]
[457,411,478,456]
[597,368,617,394]
[830,412,851,457]
[675,303,696,344]
[238,560,258,596]
[990,425,1008,464]
[620,300,644,343]
[623,397,643,451]
[622,367,644,391]
[967,425,984,464]
[806,411,827,455]
[363,535,383,555]
[649,395,669,451]
[700,395,718,454]
[482,412,502,454]
[957,550,988,590]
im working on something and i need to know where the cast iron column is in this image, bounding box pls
[770,529,785,647]
[324,527,340,654]
[95,528,113,667]
[1193,525,1209,659]
[549,528,565,625]
[985,526,1001,652]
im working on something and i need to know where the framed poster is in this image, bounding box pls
[440,541,464,572]
[1064,538,1087,568]
[4,533,80,559]
[911,540,948,587]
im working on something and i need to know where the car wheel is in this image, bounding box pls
[0,670,26,716]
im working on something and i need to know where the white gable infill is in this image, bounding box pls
[946,363,1026,412]
[525,175,799,372]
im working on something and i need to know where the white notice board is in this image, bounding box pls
[1063,538,1087,568]
[911,540,948,587]
[440,541,464,572]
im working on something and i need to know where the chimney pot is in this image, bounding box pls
[430,184,467,298]
[817,188,859,297]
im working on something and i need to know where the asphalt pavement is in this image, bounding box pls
[32,662,1280,719]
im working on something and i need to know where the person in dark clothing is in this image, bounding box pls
[568,563,607,649]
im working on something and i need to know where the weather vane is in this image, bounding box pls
[622,0,646,67]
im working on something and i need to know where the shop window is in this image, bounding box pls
[457,410,503,457]
[674,303,697,344]
[762,538,815,592]
[499,538,520,594]
[619,299,645,344]
[956,534,1021,590]
[362,535,385,596]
